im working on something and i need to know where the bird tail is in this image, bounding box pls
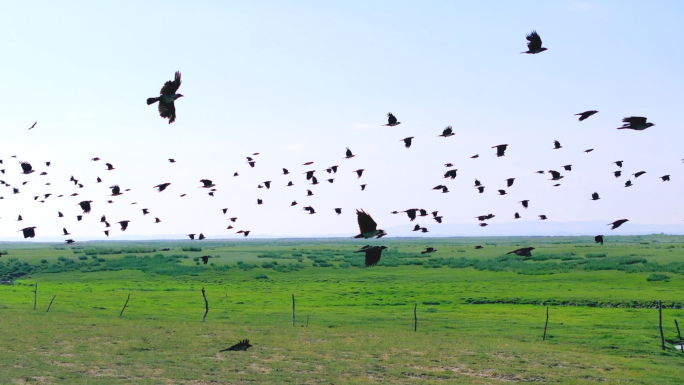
[147,97,159,105]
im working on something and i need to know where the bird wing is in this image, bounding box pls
[365,247,382,267]
[20,162,31,173]
[388,113,397,125]
[527,31,542,50]
[158,100,177,123]
[357,210,378,233]
[624,116,646,125]
[160,71,182,95]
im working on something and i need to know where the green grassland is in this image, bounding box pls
[1,235,684,384]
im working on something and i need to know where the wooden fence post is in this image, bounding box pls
[45,295,56,313]
[414,303,418,332]
[119,293,130,317]
[201,287,209,322]
[659,301,665,350]
[306,314,309,328]
[542,306,549,341]
[292,294,296,327]
[675,319,682,342]
[33,282,38,310]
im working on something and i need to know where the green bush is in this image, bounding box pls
[646,274,670,282]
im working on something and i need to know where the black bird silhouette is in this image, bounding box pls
[62,228,70,236]
[507,247,535,257]
[492,144,508,157]
[473,179,482,187]
[608,219,629,229]
[303,206,316,214]
[304,170,315,180]
[110,185,122,196]
[539,215,548,220]
[65,239,75,244]
[433,185,449,193]
[624,180,632,187]
[155,217,161,223]
[585,149,594,153]
[591,192,600,201]
[563,165,572,171]
[354,169,365,178]
[306,189,314,196]
[310,176,319,185]
[200,179,214,188]
[334,208,342,215]
[188,234,195,240]
[360,184,367,191]
[118,220,130,231]
[147,71,183,124]
[433,215,443,223]
[421,247,437,254]
[553,140,562,149]
[443,169,457,179]
[104,230,109,237]
[471,154,479,158]
[257,199,263,205]
[168,158,176,163]
[661,175,670,181]
[614,171,622,178]
[200,256,210,265]
[548,170,563,181]
[154,183,171,192]
[356,245,387,267]
[290,201,298,206]
[282,168,290,175]
[237,230,251,237]
[19,161,34,174]
[401,137,414,148]
[58,211,64,218]
[497,189,507,195]
[520,200,529,208]
[514,212,521,219]
[28,121,37,130]
[521,31,546,54]
[344,148,355,159]
[384,113,400,126]
[19,226,36,239]
[229,217,237,222]
[96,177,102,183]
[614,161,624,168]
[355,209,386,238]
[618,117,654,130]
[439,126,454,137]
[474,245,483,249]
[595,235,604,245]
[576,110,598,121]
[142,208,149,215]
[505,178,515,187]
[17,215,23,221]
[104,163,114,171]
[286,181,294,187]
[220,339,253,352]
[403,209,418,221]
[199,233,205,240]
[476,186,485,193]
[633,171,646,178]
[78,200,92,214]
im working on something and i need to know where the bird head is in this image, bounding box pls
[376,229,387,238]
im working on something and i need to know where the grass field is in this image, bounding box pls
[1,235,683,384]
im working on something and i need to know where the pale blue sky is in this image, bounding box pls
[0,1,682,240]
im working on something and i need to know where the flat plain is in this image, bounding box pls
[1,235,683,384]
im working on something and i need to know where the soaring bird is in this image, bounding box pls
[78,200,93,214]
[439,126,454,137]
[344,148,355,159]
[492,144,508,157]
[384,113,401,126]
[118,220,130,231]
[661,175,671,181]
[328,165,339,173]
[476,186,485,193]
[595,235,604,245]
[403,209,418,221]
[553,140,562,149]
[306,189,314,196]
[548,170,563,181]
[507,247,535,257]
[563,165,572,171]
[356,245,387,267]
[282,168,290,175]
[591,192,600,201]
[505,178,515,187]
[62,228,70,236]
[617,117,654,130]
[624,180,632,187]
[421,247,437,254]
[354,209,386,239]
[104,230,109,237]
[539,215,548,220]
[200,179,215,188]
[585,149,594,153]
[521,31,546,54]
[433,185,449,193]
[334,208,342,215]
[303,170,315,180]
[401,137,414,148]
[58,211,64,218]
[220,339,253,352]
[65,239,75,244]
[154,217,161,223]
[497,189,507,195]
[614,171,622,178]
[613,161,624,168]
[303,206,315,214]
[147,71,183,124]
[17,215,23,221]
[576,110,598,121]
[28,121,37,130]
[168,158,176,163]
[142,208,150,215]
[354,169,365,178]
[110,185,122,196]
[237,230,251,237]
[19,161,34,174]
[520,200,529,208]
[19,226,36,239]
[263,181,271,189]
[257,198,263,205]
[200,256,210,265]
[443,169,457,179]
[188,234,196,240]
[198,233,205,240]
[608,219,629,230]
[514,212,521,219]
[360,184,367,191]
[154,183,171,192]
[633,171,646,178]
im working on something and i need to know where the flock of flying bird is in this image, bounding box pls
[7,30,673,271]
